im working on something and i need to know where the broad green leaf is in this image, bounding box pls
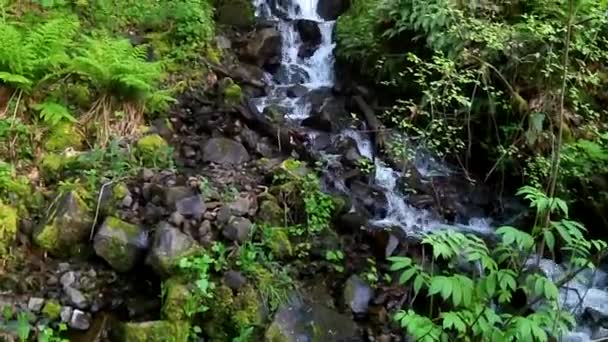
[398,267,417,285]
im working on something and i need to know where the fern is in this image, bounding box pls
[33,101,76,126]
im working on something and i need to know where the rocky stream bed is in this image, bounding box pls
[2,0,608,341]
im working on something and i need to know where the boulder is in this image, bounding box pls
[343,275,373,315]
[295,19,321,46]
[34,191,92,256]
[265,297,358,341]
[274,64,309,84]
[243,27,282,69]
[269,0,294,18]
[583,289,608,326]
[113,321,190,342]
[216,0,255,28]
[223,216,252,243]
[146,222,200,277]
[286,84,309,98]
[348,180,388,217]
[163,186,196,210]
[93,217,148,272]
[202,138,250,166]
[317,0,350,20]
[69,309,91,330]
[228,195,257,217]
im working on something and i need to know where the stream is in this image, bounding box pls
[249,0,608,340]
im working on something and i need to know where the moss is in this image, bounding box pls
[233,284,264,329]
[119,320,190,342]
[40,153,65,177]
[258,199,284,226]
[112,183,129,201]
[42,300,61,320]
[34,223,60,252]
[264,227,292,259]
[207,46,222,65]
[0,203,18,257]
[216,0,255,28]
[222,79,243,105]
[135,134,172,168]
[202,284,235,341]
[104,217,139,238]
[43,122,83,152]
[161,277,191,322]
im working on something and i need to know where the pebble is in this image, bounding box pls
[65,286,88,309]
[69,309,90,330]
[60,271,76,289]
[121,195,134,208]
[27,297,45,313]
[47,275,59,286]
[60,306,73,323]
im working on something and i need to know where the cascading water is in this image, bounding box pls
[250,0,608,338]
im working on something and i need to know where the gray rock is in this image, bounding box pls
[146,222,200,277]
[349,180,388,218]
[243,27,282,68]
[164,186,195,210]
[69,309,90,330]
[229,195,256,217]
[223,216,252,243]
[58,262,71,273]
[93,217,148,273]
[141,168,154,181]
[176,195,206,220]
[583,289,608,325]
[27,297,45,313]
[33,191,92,255]
[60,306,73,323]
[60,271,77,289]
[121,195,134,208]
[256,138,276,158]
[592,327,608,339]
[561,331,591,342]
[344,275,373,315]
[65,286,88,309]
[202,138,250,166]
[265,296,358,341]
[223,270,247,291]
[169,211,186,227]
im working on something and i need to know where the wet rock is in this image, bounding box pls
[274,64,309,84]
[286,84,309,98]
[161,278,191,322]
[169,212,185,227]
[223,270,247,291]
[146,222,200,277]
[65,286,88,309]
[69,309,91,330]
[240,126,261,151]
[243,27,282,69]
[34,191,92,256]
[60,271,77,289]
[265,297,358,341]
[175,195,206,220]
[344,275,373,315]
[584,289,608,325]
[223,216,252,243]
[114,321,190,342]
[258,198,283,225]
[141,168,155,181]
[216,0,255,28]
[295,19,321,45]
[562,331,591,342]
[302,97,348,132]
[317,0,350,20]
[336,212,368,232]
[256,137,277,157]
[60,306,73,323]
[349,180,388,217]
[202,138,250,166]
[93,217,148,272]
[163,186,195,210]
[27,297,45,313]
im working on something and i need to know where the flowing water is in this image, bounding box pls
[250,0,608,337]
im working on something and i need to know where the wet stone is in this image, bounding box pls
[27,297,45,313]
[175,195,206,220]
[222,216,252,243]
[60,271,76,289]
[69,309,91,330]
[60,306,73,323]
[65,286,88,309]
[344,275,373,315]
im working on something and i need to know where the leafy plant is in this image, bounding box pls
[178,252,216,315]
[325,249,345,273]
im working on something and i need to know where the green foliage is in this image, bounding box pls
[34,101,76,126]
[178,252,217,316]
[389,186,605,341]
[324,249,345,273]
[39,324,69,342]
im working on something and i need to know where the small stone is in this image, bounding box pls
[69,309,91,330]
[216,206,231,224]
[175,195,206,220]
[223,270,247,290]
[47,275,59,286]
[60,306,73,323]
[141,168,154,181]
[344,275,373,315]
[169,212,185,227]
[58,262,71,273]
[60,271,76,289]
[65,286,88,309]
[27,297,45,313]
[121,195,134,208]
[228,196,252,216]
[222,216,252,243]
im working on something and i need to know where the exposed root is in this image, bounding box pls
[80,96,144,146]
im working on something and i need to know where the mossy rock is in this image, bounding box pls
[216,0,255,28]
[42,300,62,320]
[115,320,190,342]
[257,197,284,226]
[43,122,83,152]
[135,134,172,167]
[33,191,92,256]
[40,152,78,181]
[263,227,292,259]
[161,277,191,322]
[224,83,243,105]
[93,217,147,272]
[100,182,129,216]
[0,203,18,257]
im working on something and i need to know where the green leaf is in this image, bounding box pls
[399,267,417,285]
[414,275,425,295]
[544,230,555,252]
